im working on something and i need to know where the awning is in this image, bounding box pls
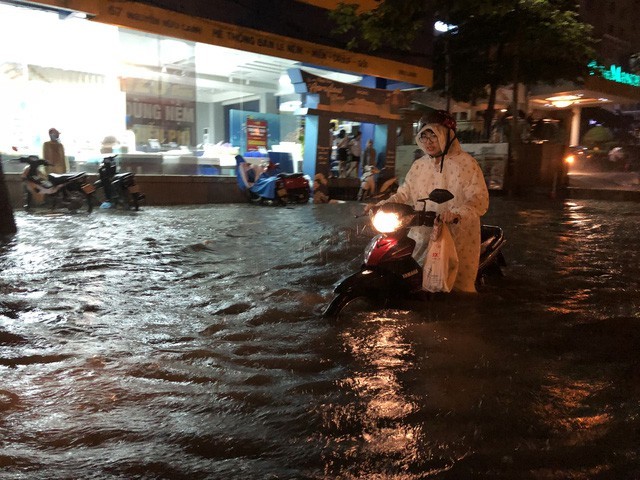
[529,76,640,111]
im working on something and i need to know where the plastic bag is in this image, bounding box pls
[422,222,459,292]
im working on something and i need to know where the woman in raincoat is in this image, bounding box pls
[378,110,489,292]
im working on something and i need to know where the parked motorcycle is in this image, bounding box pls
[94,155,145,210]
[356,165,398,201]
[323,188,506,318]
[21,155,95,213]
[235,155,310,205]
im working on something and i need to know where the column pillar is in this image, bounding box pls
[260,93,277,114]
[570,106,581,146]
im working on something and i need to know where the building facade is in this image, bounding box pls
[0,0,433,186]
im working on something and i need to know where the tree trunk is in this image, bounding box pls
[506,51,520,196]
[483,41,504,141]
[483,82,498,140]
[504,2,522,197]
[0,158,17,235]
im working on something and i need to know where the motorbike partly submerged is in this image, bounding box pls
[94,155,145,211]
[323,188,507,319]
[356,165,398,202]
[235,154,310,205]
[21,155,96,213]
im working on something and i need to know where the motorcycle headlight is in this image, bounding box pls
[372,210,402,233]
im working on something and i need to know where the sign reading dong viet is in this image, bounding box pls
[246,118,268,152]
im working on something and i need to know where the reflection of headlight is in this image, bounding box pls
[372,211,402,233]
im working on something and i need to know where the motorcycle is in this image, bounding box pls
[323,188,507,318]
[356,165,398,201]
[235,154,310,205]
[21,155,96,213]
[94,155,145,211]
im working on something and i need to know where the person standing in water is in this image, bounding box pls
[42,128,68,174]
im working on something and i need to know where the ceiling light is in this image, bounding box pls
[546,94,581,108]
[279,100,301,112]
[551,100,573,108]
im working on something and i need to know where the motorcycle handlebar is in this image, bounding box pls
[413,211,459,226]
[414,210,437,227]
[19,156,50,166]
[365,205,457,227]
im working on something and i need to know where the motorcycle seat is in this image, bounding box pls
[277,172,304,179]
[48,172,86,185]
[113,172,134,180]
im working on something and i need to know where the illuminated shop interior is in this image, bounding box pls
[0,2,364,174]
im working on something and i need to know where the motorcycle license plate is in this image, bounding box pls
[81,184,96,194]
[128,184,140,193]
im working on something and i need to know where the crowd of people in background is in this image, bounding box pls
[331,124,375,179]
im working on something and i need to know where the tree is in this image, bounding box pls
[0,157,17,235]
[331,0,595,136]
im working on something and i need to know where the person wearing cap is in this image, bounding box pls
[371,110,489,293]
[42,128,68,174]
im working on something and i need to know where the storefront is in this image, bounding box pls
[0,0,432,187]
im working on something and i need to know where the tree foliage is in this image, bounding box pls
[331,0,596,135]
[330,1,428,51]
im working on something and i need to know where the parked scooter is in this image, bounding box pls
[235,155,310,205]
[356,166,398,201]
[21,155,96,213]
[323,188,506,318]
[94,155,145,211]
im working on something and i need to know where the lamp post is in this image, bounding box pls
[434,21,457,113]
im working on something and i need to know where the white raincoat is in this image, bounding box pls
[383,122,489,292]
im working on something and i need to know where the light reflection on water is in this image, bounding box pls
[337,317,419,463]
[1,197,640,479]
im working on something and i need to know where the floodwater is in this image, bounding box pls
[1,196,639,480]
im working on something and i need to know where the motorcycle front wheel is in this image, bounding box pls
[132,194,140,211]
[297,191,310,204]
[322,292,386,321]
[122,188,140,211]
[83,192,95,213]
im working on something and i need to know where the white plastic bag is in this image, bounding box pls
[422,223,459,292]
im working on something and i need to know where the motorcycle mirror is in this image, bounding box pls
[426,188,454,204]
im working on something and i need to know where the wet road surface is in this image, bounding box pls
[1,197,640,479]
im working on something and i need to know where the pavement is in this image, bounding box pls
[566,170,640,201]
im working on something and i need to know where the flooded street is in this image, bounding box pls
[1,196,640,479]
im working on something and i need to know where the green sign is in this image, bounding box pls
[588,60,640,87]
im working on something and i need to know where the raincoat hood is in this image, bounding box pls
[415,123,463,159]
[415,122,462,173]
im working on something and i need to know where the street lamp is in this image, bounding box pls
[434,21,457,112]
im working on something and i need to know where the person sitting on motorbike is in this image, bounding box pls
[367,110,489,293]
[345,131,362,178]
